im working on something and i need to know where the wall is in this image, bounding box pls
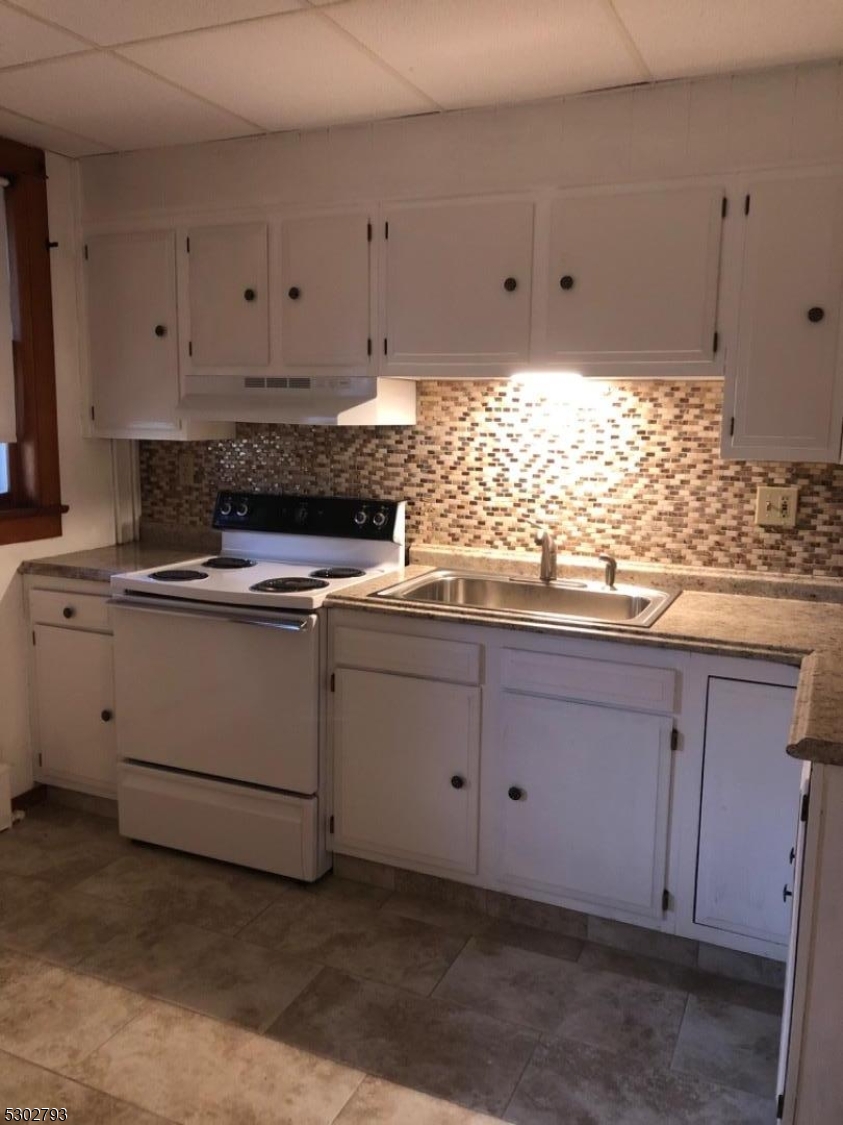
[140,378,843,577]
[0,153,116,797]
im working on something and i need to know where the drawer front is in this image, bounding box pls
[333,625,481,684]
[30,588,111,632]
[502,647,676,713]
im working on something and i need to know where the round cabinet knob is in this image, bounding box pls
[807,306,825,323]
[62,606,75,620]
[288,286,301,300]
[372,510,388,529]
[783,884,794,903]
[559,275,575,290]
[154,324,167,338]
[450,775,465,789]
[503,277,518,292]
[244,288,256,302]
[236,501,249,518]
[508,786,524,802]
[101,709,113,723]
[353,509,368,527]
[219,500,232,517]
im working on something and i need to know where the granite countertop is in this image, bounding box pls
[19,543,193,582]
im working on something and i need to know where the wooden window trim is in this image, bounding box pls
[0,135,65,546]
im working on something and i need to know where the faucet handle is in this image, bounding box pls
[598,552,617,589]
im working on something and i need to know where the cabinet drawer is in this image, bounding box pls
[30,588,111,632]
[501,648,676,712]
[333,625,480,684]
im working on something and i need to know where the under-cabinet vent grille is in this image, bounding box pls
[242,377,313,391]
[244,377,265,388]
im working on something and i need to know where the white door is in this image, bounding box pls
[726,175,843,462]
[382,198,533,374]
[695,678,802,945]
[540,186,724,365]
[86,230,180,434]
[497,692,673,918]
[332,668,481,874]
[187,222,269,367]
[281,213,372,370]
[34,625,116,789]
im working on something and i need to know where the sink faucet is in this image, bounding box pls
[535,529,558,583]
[599,552,617,589]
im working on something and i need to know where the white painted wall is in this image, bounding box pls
[0,153,115,797]
[81,61,843,225]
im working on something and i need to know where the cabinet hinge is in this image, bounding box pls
[662,888,671,912]
[90,405,95,422]
[330,672,335,692]
[37,752,42,767]
[367,337,372,357]
[776,1093,785,1120]
[31,630,36,646]
[800,792,810,823]
[188,341,193,357]
[670,727,679,752]
[83,243,88,260]
[384,221,389,239]
[329,815,335,834]
[383,338,388,356]
[744,194,751,215]
[46,239,59,251]
[729,415,735,437]
[721,197,728,218]
[186,236,190,252]
[367,222,372,242]
[712,330,719,355]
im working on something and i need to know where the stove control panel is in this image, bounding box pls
[212,492,403,540]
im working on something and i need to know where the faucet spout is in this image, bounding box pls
[535,529,558,583]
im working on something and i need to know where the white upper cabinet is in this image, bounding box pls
[187,222,269,368]
[536,185,725,368]
[280,212,373,373]
[381,198,534,376]
[724,175,843,462]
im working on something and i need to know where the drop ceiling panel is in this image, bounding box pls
[0,53,253,150]
[320,0,648,109]
[0,104,106,156]
[613,0,843,78]
[0,4,86,67]
[119,11,435,131]
[9,0,306,45]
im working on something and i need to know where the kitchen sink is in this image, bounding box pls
[373,570,678,628]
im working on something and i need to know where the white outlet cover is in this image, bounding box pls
[755,485,798,529]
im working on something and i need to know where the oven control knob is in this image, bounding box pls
[236,500,249,518]
[353,509,368,527]
[219,499,232,517]
[372,510,388,529]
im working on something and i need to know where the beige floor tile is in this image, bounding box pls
[80,921,321,1030]
[331,854,396,890]
[0,1049,173,1124]
[0,872,54,920]
[435,938,687,1064]
[69,1000,364,1125]
[0,828,127,887]
[671,995,781,1098]
[508,1037,773,1125]
[381,892,492,938]
[485,891,588,939]
[297,874,392,908]
[587,915,699,967]
[335,1076,503,1123]
[483,919,584,962]
[0,949,147,1071]
[696,944,786,990]
[394,871,488,913]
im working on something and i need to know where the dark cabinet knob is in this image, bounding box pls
[101,709,113,723]
[62,606,75,619]
[154,324,167,337]
[508,786,524,801]
[244,288,256,302]
[783,884,793,903]
[288,286,301,300]
[450,775,465,790]
[559,275,575,290]
[807,306,825,323]
[503,277,518,292]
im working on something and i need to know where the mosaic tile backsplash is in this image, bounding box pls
[140,379,843,578]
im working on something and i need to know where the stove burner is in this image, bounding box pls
[310,567,366,580]
[149,569,209,582]
[250,577,330,593]
[202,556,255,569]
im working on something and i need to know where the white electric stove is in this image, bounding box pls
[110,492,405,882]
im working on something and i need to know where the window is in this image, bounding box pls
[0,135,64,545]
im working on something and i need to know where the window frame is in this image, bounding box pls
[0,135,64,545]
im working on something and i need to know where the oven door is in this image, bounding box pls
[111,598,320,794]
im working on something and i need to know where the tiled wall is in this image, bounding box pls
[140,379,843,577]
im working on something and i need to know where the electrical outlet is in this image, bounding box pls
[755,485,798,529]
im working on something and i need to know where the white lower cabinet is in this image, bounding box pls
[332,668,480,874]
[497,691,673,918]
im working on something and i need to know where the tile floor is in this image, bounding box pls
[0,802,782,1124]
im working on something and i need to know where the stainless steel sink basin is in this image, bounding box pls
[373,570,678,628]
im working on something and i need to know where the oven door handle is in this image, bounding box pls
[108,598,315,633]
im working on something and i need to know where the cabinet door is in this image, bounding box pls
[382,199,533,374]
[726,176,843,462]
[33,625,116,791]
[695,678,801,946]
[187,222,269,367]
[281,213,371,370]
[498,692,673,918]
[541,186,724,364]
[86,230,180,433]
[332,668,480,874]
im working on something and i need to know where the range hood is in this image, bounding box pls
[179,374,416,426]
